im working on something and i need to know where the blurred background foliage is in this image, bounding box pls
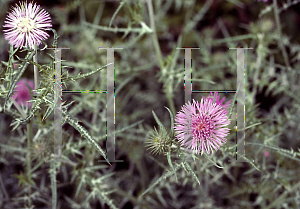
[0,0,300,208]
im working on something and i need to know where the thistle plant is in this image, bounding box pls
[1,1,115,208]
[1,0,300,208]
[146,92,232,159]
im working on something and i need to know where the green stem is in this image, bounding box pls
[26,119,33,206]
[86,75,105,166]
[273,0,291,69]
[166,92,176,117]
[33,45,39,89]
[50,161,57,209]
[25,45,37,206]
[146,0,164,69]
[146,0,176,115]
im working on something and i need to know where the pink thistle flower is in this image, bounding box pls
[12,78,35,108]
[264,151,269,157]
[3,1,52,49]
[174,92,232,155]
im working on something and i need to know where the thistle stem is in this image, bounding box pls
[26,44,37,207]
[33,44,39,89]
[273,0,291,69]
[146,0,176,115]
[26,119,33,206]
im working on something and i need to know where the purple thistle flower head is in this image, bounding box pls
[3,1,52,49]
[12,78,35,108]
[174,92,232,155]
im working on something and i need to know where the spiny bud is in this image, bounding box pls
[145,126,172,155]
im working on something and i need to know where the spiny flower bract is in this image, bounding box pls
[145,126,172,155]
[174,92,232,155]
[3,1,52,49]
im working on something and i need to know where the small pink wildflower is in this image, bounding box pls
[12,78,34,108]
[3,1,52,49]
[264,151,269,157]
[174,92,232,155]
